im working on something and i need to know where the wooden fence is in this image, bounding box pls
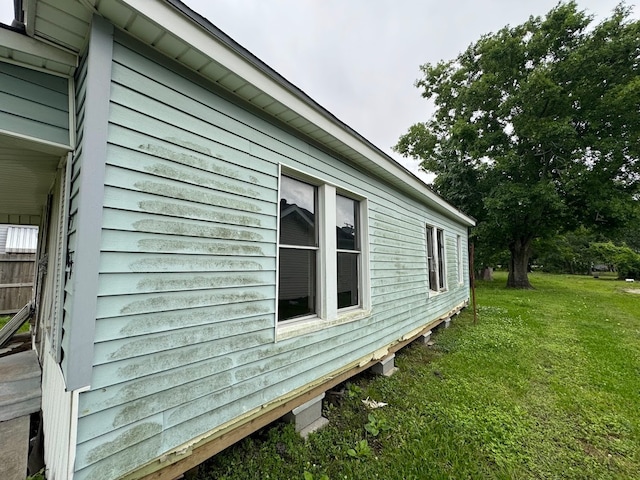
[0,254,35,315]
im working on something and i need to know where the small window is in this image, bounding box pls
[457,235,464,284]
[336,195,360,309]
[278,176,318,321]
[426,225,446,292]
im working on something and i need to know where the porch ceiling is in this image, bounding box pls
[0,138,60,220]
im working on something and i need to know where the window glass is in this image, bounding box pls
[278,248,316,321]
[437,229,446,290]
[426,226,437,291]
[337,252,359,308]
[280,176,316,247]
[336,195,358,250]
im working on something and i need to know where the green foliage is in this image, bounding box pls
[396,1,640,287]
[346,439,372,460]
[303,472,328,480]
[344,382,362,400]
[590,241,640,278]
[364,413,391,437]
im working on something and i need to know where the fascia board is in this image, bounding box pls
[121,0,476,227]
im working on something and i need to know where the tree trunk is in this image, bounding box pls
[507,238,533,288]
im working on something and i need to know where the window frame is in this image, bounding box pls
[426,224,447,293]
[457,234,464,285]
[276,167,370,339]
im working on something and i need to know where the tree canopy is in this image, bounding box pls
[395,1,640,288]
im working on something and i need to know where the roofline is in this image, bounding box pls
[161,1,475,227]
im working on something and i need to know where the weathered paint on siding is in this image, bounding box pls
[72,31,470,480]
[0,61,70,146]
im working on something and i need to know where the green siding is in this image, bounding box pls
[0,61,70,146]
[72,32,470,480]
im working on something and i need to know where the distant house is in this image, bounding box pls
[0,1,475,479]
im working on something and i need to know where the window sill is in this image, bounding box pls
[276,308,372,341]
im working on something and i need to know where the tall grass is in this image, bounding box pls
[195,273,640,480]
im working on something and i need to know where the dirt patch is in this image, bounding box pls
[624,289,640,294]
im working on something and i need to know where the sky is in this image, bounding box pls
[179,0,636,182]
[0,1,635,181]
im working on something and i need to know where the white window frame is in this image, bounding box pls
[276,166,370,340]
[457,234,464,285]
[426,224,447,294]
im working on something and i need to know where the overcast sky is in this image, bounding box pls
[1,1,634,181]
[181,0,635,182]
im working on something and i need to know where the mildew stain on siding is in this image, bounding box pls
[140,143,238,177]
[117,303,271,336]
[143,162,262,198]
[131,219,264,241]
[115,332,271,380]
[119,290,267,315]
[85,422,162,464]
[138,200,262,226]
[135,274,265,292]
[112,371,234,428]
[163,137,213,157]
[128,256,265,272]
[137,238,266,255]
[80,357,234,415]
[134,181,262,212]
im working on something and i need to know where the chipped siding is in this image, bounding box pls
[72,31,470,480]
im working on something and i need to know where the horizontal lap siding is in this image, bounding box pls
[0,61,70,145]
[74,34,470,479]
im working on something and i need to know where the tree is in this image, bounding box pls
[395,2,640,288]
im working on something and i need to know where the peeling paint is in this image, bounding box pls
[137,238,266,255]
[119,290,266,315]
[132,219,264,241]
[138,200,261,227]
[134,180,261,213]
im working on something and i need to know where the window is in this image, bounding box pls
[457,235,464,284]
[278,176,318,321]
[426,224,446,292]
[278,173,367,325]
[336,194,360,309]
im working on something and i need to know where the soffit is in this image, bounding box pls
[25,0,474,226]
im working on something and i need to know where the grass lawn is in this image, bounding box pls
[194,272,639,479]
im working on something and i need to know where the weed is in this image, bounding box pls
[364,413,391,437]
[346,439,372,460]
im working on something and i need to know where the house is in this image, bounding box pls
[0,1,475,479]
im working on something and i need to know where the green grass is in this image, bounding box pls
[193,273,640,480]
[0,314,30,333]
